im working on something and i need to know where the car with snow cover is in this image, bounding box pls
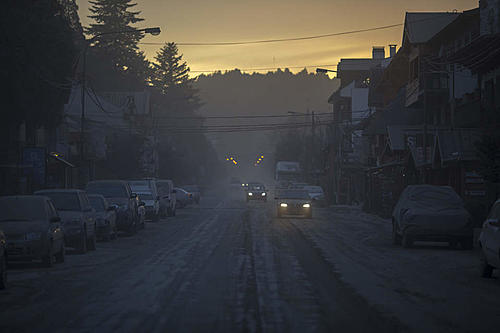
[88,194,117,241]
[392,185,473,249]
[0,196,65,267]
[86,180,139,234]
[0,229,7,289]
[479,198,500,278]
[35,189,97,253]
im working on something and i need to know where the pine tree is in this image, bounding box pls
[150,42,194,95]
[86,0,148,80]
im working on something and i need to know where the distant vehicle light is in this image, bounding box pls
[280,203,288,208]
[261,192,266,196]
[248,192,253,196]
[241,184,245,186]
[303,203,311,208]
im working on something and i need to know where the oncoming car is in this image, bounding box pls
[246,183,267,202]
[275,189,312,218]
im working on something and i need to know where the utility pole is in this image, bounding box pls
[311,111,315,181]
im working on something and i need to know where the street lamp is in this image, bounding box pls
[79,27,161,185]
[316,68,337,74]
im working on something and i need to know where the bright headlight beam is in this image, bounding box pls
[248,192,253,196]
[303,203,311,208]
[280,203,288,208]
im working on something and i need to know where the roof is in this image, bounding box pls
[403,12,460,45]
[337,58,382,72]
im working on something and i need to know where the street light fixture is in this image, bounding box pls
[79,27,161,185]
[316,68,337,74]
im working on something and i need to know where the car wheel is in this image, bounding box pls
[167,207,173,217]
[55,242,65,263]
[42,246,54,267]
[0,255,7,290]
[173,208,176,216]
[153,213,160,222]
[277,210,282,218]
[480,251,493,278]
[78,231,88,254]
[87,230,97,251]
[402,232,413,248]
[392,221,402,246]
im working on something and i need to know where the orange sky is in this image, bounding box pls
[77,0,477,77]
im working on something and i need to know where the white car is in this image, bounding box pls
[479,199,500,278]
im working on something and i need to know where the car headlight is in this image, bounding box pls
[25,232,42,241]
[241,184,245,187]
[248,192,253,196]
[303,203,311,208]
[280,203,288,208]
[261,193,266,196]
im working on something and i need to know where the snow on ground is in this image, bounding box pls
[291,205,500,333]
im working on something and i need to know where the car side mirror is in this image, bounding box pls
[50,216,61,223]
[131,193,137,199]
[139,201,146,207]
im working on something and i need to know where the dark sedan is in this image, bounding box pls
[275,189,312,218]
[0,196,65,267]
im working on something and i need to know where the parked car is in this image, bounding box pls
[0,196,65,267]
[0,229,6,289]
[182,185,201,204]
[157,179,176,217]
[175,187,193,208]
[35,189,97,253]
[305,186,326,207]
[275,189,312,218]
[128,179,160,222]
[86,180,139,234]
[392,185,473,249]
[479,198,500,278]
[246,183,267,202]
[88,194,117,241]
[135,190,160,222]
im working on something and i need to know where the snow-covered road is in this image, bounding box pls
[0,191,498,332]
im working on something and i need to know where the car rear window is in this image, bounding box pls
[0,197,47,221]
[87,183,128,198]
[39,192,81,211]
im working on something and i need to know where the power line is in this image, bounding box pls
[190,64,338,73]
[139,23,403,47]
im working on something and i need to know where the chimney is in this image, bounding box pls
[372,46,385,59]
[389,44,397,57]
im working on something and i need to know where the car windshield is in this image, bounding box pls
[129,180,150,188]
[0,197,46,221]
[306,186,323,194]
[39,192,81,211]
[277,190,310,199]
[138,192,154,200]
[87,183,128,198]
[89,197,105,212]
[249,184,264,190]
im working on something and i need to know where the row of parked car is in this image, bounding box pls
[0,178,202,289]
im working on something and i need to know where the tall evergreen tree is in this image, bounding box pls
[86,0,148,81]
[150,42,200,111]
[151,43,194,93]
